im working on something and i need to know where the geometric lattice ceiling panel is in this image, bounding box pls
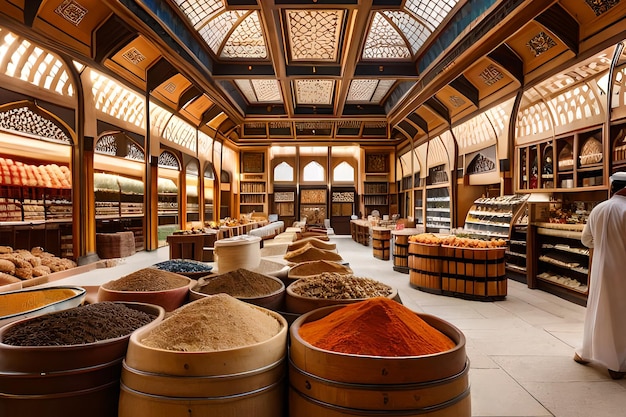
[347,79,395,103]
[235,79,283,103]
[363,12,411,59]
[294,79,335,105]
[286,9,344,62]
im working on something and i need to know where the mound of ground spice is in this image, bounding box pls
[2,302,156,346]
[195,268,283,298]
[0,288,79,317]
[140,294,282,352]
[288,260,352,279]
[104,268,189,292]
[284,244,343,263]
[298,297,456,357]
[289,272,392,300]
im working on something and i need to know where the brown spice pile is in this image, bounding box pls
[284,244,343,263]
[290,272,393,300]
[288,238,336,252]
[195,268,283,298]
[104,268,189,291]
[2,302,156,346]
[288,260,352,279]
[140,294,282,352]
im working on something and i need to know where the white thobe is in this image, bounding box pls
[578,193,626,372]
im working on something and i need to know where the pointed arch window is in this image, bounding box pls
[303,161,325,182]
[333,161,354,182]
[274,161,294,182]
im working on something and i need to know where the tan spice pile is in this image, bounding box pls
[104,268,189,292]
[288,260,352,279]
[290,272,393,300]
[195,268,283,298]
[284,244,343,263]
[140,294,282,352]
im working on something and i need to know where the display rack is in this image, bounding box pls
[331,186,355,235]
[272,187,296,225]
[239,174,267,215]
[530,223,589,306]
[425,187,450,232]
[363,181,389,216]
[94,172,145,252]
[299,187,327,225]
[463,194,529,239]
[505,201,529,283]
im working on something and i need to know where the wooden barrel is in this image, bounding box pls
[440,246,507,301]
[119,303,288,417]
[0,302,164,417]
[289,305,470,416]
[372,227,391,260]
[408,242,442,293]
[391,230,413,273]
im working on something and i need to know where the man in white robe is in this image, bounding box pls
[576,171,626,379]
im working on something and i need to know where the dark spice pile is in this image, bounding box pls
[104,268,189,291]
[153,259,213,274]
[195,268,283,298]
[1,302,156,346]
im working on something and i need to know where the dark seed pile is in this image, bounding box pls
[153,259,213,274]
[1,302,156,346]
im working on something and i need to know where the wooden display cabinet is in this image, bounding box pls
[239,174,267,215]
[299,186,327,226]
[425,165,451,233]
[272,187,296,225]
[611,124,626,174]
[363,181,389,216]
[331,186,355,235]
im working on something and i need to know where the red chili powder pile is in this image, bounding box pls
[298,297,456,356]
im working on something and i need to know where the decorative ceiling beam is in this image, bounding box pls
[212,63,275,77]
[146,58,178,92]
[535,3,579,55]
[487,44,524,85]
[450,75,479,108]
[94,15,137,63]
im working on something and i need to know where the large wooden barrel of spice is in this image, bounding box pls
[119,294,288,417]
[0,302,164,417]
[440,245,507,300]
[289,302,470,417]
[372,227,391,260]
[408,242,443,293]
[285,272,398,314]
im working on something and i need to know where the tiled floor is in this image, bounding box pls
[48,235,626,417]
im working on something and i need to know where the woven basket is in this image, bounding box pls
[96,232,136,259]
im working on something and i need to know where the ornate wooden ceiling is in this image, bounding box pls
[1,0,626,148]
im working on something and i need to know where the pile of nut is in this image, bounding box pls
[289,272,392,300]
